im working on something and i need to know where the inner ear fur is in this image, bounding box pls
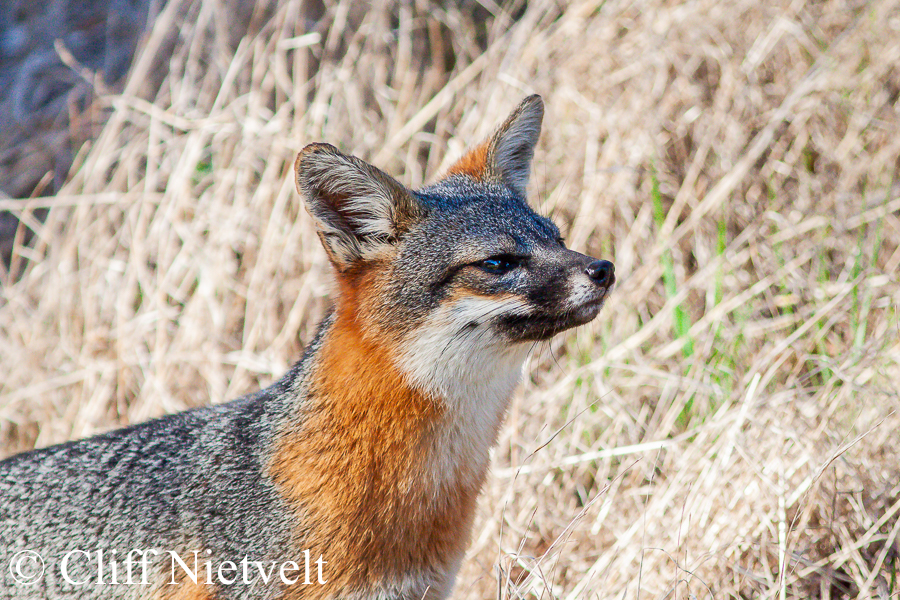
[294,143,423,268]
[445,95,544,198]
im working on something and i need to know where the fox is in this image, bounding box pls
[0,95,615,600]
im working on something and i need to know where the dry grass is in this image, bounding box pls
[2,0,900,597]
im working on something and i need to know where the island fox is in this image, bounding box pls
[0,95,615,600]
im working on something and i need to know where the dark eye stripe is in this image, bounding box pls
[477,255,522,275]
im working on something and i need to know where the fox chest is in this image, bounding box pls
[270,415,484,600]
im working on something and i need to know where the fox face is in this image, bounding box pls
[408,184,615,343]
[294,95,614,408]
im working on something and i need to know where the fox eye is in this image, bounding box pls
[477,256,521,275]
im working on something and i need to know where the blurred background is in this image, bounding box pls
[1,0,898,597]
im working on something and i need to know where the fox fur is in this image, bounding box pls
[0,95,615,600]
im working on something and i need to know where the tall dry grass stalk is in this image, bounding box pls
[2,0,899,597]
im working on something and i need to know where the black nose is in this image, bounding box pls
[585,260,615,287]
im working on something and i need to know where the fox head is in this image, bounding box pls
[294,95,614,406]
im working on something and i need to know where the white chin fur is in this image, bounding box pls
[396,295,532,406]
[395,296,533,485]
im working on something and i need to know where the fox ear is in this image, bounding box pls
[294,143,423,269]
[446,94,544,198]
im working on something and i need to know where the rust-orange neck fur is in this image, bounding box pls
[269,271,486,598]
